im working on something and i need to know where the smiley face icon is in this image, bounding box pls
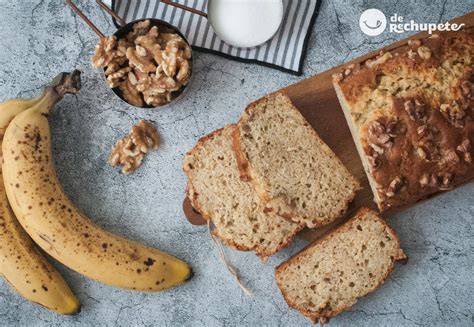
[359,8,387,36]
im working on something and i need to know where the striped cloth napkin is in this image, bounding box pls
[110,0,320,75]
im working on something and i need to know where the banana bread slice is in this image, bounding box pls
[333,30,474,211]
[233,92,360,229]
[275,208,406,324]
[183,125,302,260]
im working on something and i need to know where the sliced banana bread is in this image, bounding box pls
[183,125,302,260]
[275,207,406,324]
[233,92,360,228]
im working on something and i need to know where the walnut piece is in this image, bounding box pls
[108,120,160,174]
[439,101,466,128]
[404,99,426,121]
[366,52,392,69]
[457,139,472,163]
[367,119,403,155]
[408,39,421,48]
[130,120,160,153]
[91,20,192,107]
[106,67,131,88]
[417,46,432,60]
[118,79,144,107]
[417,140,440,162]
[419,173,430,187]
[367,154,381,170]
[438,173,454,191]
[126,20,151,42]
[126,47,156,73]
[460,80,473,100]
[385,176,405,197]
[406,49,417,60]
[91,36,117,68]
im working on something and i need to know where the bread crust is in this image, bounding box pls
[233,92,360,228]
[275,207,407,324]
[333,30,474,212]
[183,125,303,260]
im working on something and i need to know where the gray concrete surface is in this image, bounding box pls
[0,0,473,326]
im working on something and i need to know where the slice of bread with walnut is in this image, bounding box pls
[233,92,360,229]
[275,207,406,324]
[183,125,302,260]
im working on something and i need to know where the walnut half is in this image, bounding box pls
[108,120,160,174]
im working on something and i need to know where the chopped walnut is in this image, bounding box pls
[135,45,148,57]
[106,67,131,88]
[368,120,385,137]
[460,80,473,100]
[128,71,138,85]
[386,120,404,137]
[367,155,381,170]
[135,27,162,62]
[404,99,426,121]
[440,101,465,128]
[385,176,405,197]
[342,64,358,78]
[136,73,178,94]
[333,72,344,83]
[91,20,192,107]
[407,49,417,60]
[126,20,151,42]
[108,120,160,174]
[143,92,168,107]
[417,46,432,60]
[116,38,133,56]
[126,47,156,73]
[91,36,117,68]
[438,150,459,168]
[457,139,472,163]
[408,39,421,48]
[417,140,440,161]
[419,173,430,187]
[367,119,402,155]
[118,79,144,107]
[366,52,392,69]
[417,124,428,135]
[439,173,454,191]
[370,143,385,154]
[130,120,160,153]
[416,147,427,160]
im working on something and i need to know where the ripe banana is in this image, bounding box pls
[0,173,80,314]
[0,96,41,137]
[3,70,192,291]
[0,77,81,315]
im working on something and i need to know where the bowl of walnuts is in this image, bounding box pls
[67,0,193,108]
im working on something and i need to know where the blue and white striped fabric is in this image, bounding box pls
[110,0,320,75]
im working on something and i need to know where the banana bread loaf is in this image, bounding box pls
[333,30,474,211]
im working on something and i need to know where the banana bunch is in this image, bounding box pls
[0,70,192,314]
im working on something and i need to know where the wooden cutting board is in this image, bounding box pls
[183,12,474,241]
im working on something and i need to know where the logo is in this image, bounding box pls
[359,9,387,36]
[389,14,464,34]
[359,9,465,36]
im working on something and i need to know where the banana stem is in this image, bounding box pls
[37,70,82,115]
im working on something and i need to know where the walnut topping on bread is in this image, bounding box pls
[333,30,474,211]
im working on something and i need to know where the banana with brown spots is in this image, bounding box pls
[2,70,192,292]
[0,83,80,314]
